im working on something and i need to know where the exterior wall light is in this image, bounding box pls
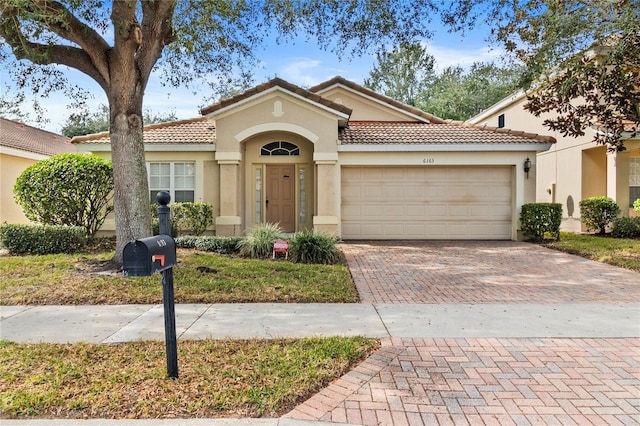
[524,157,532,179]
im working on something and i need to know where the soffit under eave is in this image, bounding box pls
[336,142,555,153]
[203,86,351,126]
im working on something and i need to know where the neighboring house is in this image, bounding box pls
[74,76,555,240]
[0,117,75,224]
[467,92,640,232]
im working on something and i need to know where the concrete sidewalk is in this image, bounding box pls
[2,303,639,343]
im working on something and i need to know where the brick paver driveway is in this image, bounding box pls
[288,241,640,425]
[341,241,640,304]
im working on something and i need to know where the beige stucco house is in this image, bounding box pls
[468,91,640,232]
[0,117,75,224]
[75,76,555,240]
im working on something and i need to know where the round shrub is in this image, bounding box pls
[13,153,113,241]
[579,196,620,234]
[611,216,640,239]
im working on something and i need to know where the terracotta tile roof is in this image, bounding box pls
[339,121,556,145]
[309,76,446,124]
[0,117,74,156]
[71,117,215,145]
[200,77,352,117]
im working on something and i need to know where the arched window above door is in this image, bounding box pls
[261,141,300,156]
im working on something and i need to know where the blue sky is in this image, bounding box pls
[3,21,502,134]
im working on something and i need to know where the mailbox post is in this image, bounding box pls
[157,191,178,379]
[122,191,178,379]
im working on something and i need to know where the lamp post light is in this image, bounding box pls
[524,157,532,179]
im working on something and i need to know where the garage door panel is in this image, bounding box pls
[342,166,512,240]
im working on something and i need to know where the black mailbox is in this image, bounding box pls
[123,235,176,276]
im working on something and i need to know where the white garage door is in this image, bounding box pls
[341,166,513,240]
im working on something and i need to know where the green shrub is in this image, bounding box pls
[520,203,562,241]
[611,216,640,239]
[13,153,113,242]
[177,236,243,254]
[172,202,213,236]
[237,223,284,258]
[174,235,200,249]
[579,196,620,234]
[634,198,640,213]
[0,224,86,255]
[289,230,340,264]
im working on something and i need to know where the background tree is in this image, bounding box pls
[0,0,438,263]
[418,62,522,121]
[14,153,114,242]
[61,104,179,138]
[364,42,435,106]
[444,0,640,150]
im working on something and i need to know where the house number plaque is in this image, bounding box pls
[423,158,435,164]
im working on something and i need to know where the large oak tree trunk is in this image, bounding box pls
[110,98,151,264]
[108,13,153,264]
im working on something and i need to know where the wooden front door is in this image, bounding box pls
[266,165,295,232]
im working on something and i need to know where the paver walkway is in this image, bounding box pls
[342,241,640,304]
[287,242,640,425]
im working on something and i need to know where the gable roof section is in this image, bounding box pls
[309,76,446,124]
[71,117,215,145]
[339,121,556,149]
[200,77,352,118]
[0,117,74,156]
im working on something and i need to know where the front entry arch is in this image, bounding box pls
[243,133,315,233]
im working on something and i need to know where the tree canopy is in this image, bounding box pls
[444,0,640,150]
[364,42,435,106]
[418,62,522,121]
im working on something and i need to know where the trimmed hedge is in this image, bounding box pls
[175,236,243,254]
[150,202,214,236]
[0,224,86,255]
[172,202,213,236]
[520,203,562,241]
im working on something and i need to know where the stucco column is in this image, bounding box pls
[313,153,340,235]
[215,152,242,236]
[608,150,630,215]
[514,161,525,241]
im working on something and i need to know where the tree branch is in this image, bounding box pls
[8,38,109,92]
[0,0,110,88]
[138,0,176,85]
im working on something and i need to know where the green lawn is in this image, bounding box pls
[542,232,640,272]
[0,337,378,419]
[0,249,358,305]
